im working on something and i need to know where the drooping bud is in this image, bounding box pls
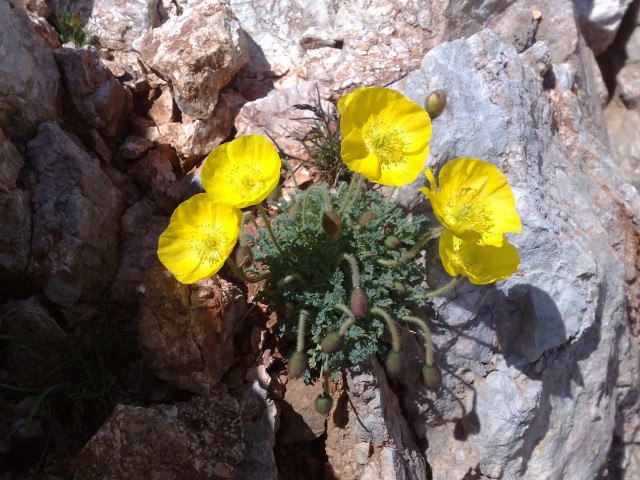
[314,394,333,414]
[321,332,344,353]
[424,90,447,119]
[356,211,376,229]
[385,350,402,376]
[288,351,308,378]
[422,364,442,390]
[267,184,282,202]
[391,281,406,297]
[384,235,402,250]
[235,245,253,268]
[350,287,368,317]
[282,301,295,319]
[322,211,342,238]
[287,201,302,222]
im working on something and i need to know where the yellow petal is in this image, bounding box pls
[338,86,431,186]
[428,158,521,246]
[439,231,520,285]
[201,135,281,208]
[338,87,377,115]
[157,194,242,284]
[341,134,381,181]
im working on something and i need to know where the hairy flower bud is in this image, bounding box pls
[288,351,308,378]
[287,201,302,222]
[282,301,295,318]
[267,184,282,202]
[356,211,376,229]
[315,394,333,414]
[350,287,368,317]
[321,332,344,353]
[235,245,253,268]
[422,364,442,390]
[391,281,406,297]
[322,211,342,238]
[384,235,402,250]
[385,350,402,376]
[425,90,447,119]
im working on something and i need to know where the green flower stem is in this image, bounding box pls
[282,158,300,190]
[385,187,397,205]
[371,307,401,351]
[257,203,284,254]
[338,176,357,215]
[297,309,309,352]
[399,225,445,262]
[240,211,259,246]
[339,173,364,216]
[334,303,357,336]
[226,258,270,283]
[337,253,361,288]
[320,187,333,213]
[301,185,328,227]
[413,276,461,300]
[378,225,445,267]
[401,316,434,365]
[322,363,330,396]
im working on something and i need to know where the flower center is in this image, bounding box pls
[454,245,484,277]
[443,187,491,233]
[227,164,267,198]
[363,120,408,168]
[190,224,226,267]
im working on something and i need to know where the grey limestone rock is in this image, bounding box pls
[53,47,129,138]
[326,358,427,479]
[0,129,31,278]
[231,365,279,480]
[74,391,244,479]
[86,0,156,51]
[617,62,640,108]
[605,99,640,189]
[573,0,635,54]
[0,0,59,140]
[137,272,247,395]
[388,28,639,479]
[137,0,248,119]
[26,121,124,307]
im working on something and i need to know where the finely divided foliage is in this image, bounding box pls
[251,186,428,378]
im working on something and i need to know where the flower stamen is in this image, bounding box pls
[443,188,492,234]
[189,224,227,267]
[363,120,408,168]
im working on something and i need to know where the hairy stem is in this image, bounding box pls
[378,226,445,266]
[337,253,361,288]
[281,158,300,190]
[401,315,434,365]
[297,309,309,352]
[339,173,364,216]
[334,303,357,336]
[257,204,284,254]
[371,307,400,351]
[413,276,461,300]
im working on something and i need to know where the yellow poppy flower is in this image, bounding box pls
[158,194,242,284]
[338,86,431,187]
[439,230,520,285]
[420,158,521,247]
[201,135,281,209]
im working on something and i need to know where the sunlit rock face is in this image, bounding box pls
[392,28,639,480]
